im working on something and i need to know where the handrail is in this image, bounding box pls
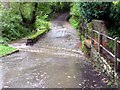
[117,40,120,44]
[92,38,99,44]
[100,44,115,58]
[92,30,114,40]
[81,25,120,73]
[86,34,91,39]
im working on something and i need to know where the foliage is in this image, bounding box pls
[47,2,70,20]
[69,3,82,30]
[108,40,114,53]
[34,15,51,30]
[18,3,34,21]
[0,9,30,42]
[0,2,53,42]
[69,2,120,52]
[0,44,18,57]
[107,2,120,50]
[69,16,80,29]
[50,2,70,13]
[76,2,120,38]
[78,2,112,22]
[108,1,120,37]
[81,35,89,54]
[17,2,52,28]
[0,37,8,45]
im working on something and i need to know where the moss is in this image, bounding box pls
[87,22,94,37]
[29,29,47,40]
[0,44,18,57]
[87,22,93,29]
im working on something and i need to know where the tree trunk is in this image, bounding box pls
[30,2,38,24]
[19,3,38,26]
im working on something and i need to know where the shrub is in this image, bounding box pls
[0,2,52,42]
[50,2,70,13]
[69,3,82,30]
[78,2,112,22]
[0,10,30,42]
[34,15,51,30]
[108,1,120,37]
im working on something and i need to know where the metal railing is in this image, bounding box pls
[81,26,120,73]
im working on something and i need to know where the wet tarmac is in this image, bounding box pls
[0,12,112,88]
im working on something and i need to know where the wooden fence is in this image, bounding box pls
[80,26,120,73]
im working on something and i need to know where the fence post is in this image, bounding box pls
[91,29,94,47]
[117,41,120,72]
[80,27,82,36]
[81,22,83,35]
[84,22,86,38]
[116,40,120,90]
[114,37,119,83]
[114,37,119,72]
[86,25,88,39]
[98,31,102,53]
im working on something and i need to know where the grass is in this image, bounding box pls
[0,44,18,57]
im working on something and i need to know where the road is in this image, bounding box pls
[0,12,111,88]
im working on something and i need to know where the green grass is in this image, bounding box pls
[0,44,18,57]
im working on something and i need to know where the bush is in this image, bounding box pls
[69,2,120,52]
[69,3,82,30]
[34,15,51,30]
[0,37,8,45]
[108,1,120,37]
[0,9,30,42]
[0,2,52,42]
[50,2,70,13]
[78,2,112,22]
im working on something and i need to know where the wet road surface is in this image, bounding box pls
[0,13,111,88]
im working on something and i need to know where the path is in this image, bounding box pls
[1,12,111,88]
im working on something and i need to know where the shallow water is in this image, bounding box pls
[1,12,111,88]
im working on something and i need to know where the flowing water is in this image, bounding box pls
[0,12,112,88]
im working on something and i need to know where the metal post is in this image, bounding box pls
[114,37,119,72]
[117,41,120,72]
[114,37,119,83]
[80,27,82,36]
[98,31,102,53]
[85,27,88,38]
[91,29,94,47]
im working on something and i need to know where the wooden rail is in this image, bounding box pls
[81,26,120,73]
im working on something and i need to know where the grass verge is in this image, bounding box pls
[0,44,18,57]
